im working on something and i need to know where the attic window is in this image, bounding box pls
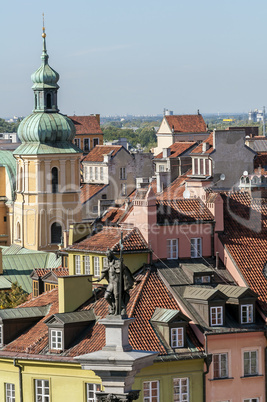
[33,280,39,298]
[50,329,63,350]
[210,306,223,326]
[195,275,211,285]
[241,304,253,324]
[171,327,184,348]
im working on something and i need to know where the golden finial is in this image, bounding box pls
[42,13,46,38]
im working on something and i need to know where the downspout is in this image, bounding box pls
[13,359,23,402]
[203,333,212,402]
[211,221,215,258]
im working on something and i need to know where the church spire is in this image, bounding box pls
[41,13,48,64]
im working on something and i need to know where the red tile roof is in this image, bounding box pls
[33,268,69,279]
[157,198,214,224]
[157,171,191,200]
[190,132,214,154]
[80,183,108,204]
[254,154,267,174]
[154,142,197,159]
[220,192,267,313]
[101,206,131,225]
[82,145,123,162]
[67,227,149,253]
[165,115,207,133]
[68,115,103,135]
[1,269,203,357]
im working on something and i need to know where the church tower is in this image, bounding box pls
[13,25,82,251]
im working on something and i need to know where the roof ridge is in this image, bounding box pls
[128,270,150,318]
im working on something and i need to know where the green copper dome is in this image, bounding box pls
[15,28,81,155]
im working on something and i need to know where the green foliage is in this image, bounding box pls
[102,125,157,150]
[0,118,20,133]
[0,282,28,309]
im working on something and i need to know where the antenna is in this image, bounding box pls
[263,106,266,137]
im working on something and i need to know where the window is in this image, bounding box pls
[33,280,39,297]
[103,257,108,269]
[89,167,93,180]
[210,306,223,326]
[35,379,50,402]
[159,165,165,172]
[173,377,189,402]
[205,159,210,175]
[244,350,258,376]
[121,183,127,196]
[120,167,126,180]
[74,138,80,148]
[213,353,228,378]
[84,138,90,152]
[5,383,15,402]
[51,222,62,244]
[241,304,253,324]
[0,324,3,346]
[200,159,204,175]
[143,380,159,402]
[194,158,198,174]
[95,167,98,180]
[86,383,101,402]
[190,238,202,258]
[244,399,259,402]
[94,257,100,277]
[84,256,90,275]
[46,93,52,109]
[84,166,89,182]
[50,329,63,350]
[51,167,58,193]
[16,221,21,241]
[45,283,57,292]
[195,275,211,284]
[93,138,99,147]
[100,167,104,181]
[75,255,81,275]
[171,327,184,348]
[167,239,178,259]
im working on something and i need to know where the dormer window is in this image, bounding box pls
[195,275,211,285]
[241,304,253,324]
[50,329,63,350]
[210,306,223,326]
[171,327,184,348]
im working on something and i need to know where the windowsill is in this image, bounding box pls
[240,374,263,379]
[209,377,234,381]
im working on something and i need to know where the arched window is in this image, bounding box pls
[51,167,58,193]
[17,222,21,240]
[47,93,52,109]
[35,94,38,109]
[51,222,62,244]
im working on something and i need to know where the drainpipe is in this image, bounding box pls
[203,334,212,402]
[211,221,215,258]
[13,359,23,402]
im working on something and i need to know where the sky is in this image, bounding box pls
[1,0,267,118]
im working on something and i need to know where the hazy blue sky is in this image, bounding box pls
[1,0,267,117]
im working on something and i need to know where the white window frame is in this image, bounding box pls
[120,167,126,180]
[75,255,81,275]
[171,327,184,348]
[173,377,189,402]
[5,383,15,402]
[50,329,63,350]
[210,306,223,326]
[100,167,104,181]
[74,138,80,148]
[244,399,259,402]
[84,166,89,182]
[84,255,91,275]
[95,167,98,180]
[195,275,211,284]
[190,237,202,258]
[35,379,50,402]
[94,257,100,277]
[0,324,3,346]
[89,167,93,181]
[243,350,258,376]
[143,380,159,402]
[167,239,178,259]
[86,383,101,402]
[121,183,127,196]
[213,353,228,378]
[103,257,108,269]
[241,304,253,324]
[159,165,165,172]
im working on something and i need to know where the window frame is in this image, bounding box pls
[5,383,15,402]
[93,138,99,147]
[75,255,81,275]
[170,327,184,348]
[243,399,259,402]
[243,350,258,377]
[94,257,100,277]
[173,377,189,402]
[167,239,178,260]
[121,183,127,196]
[86,383,101,402]
[210,306,223,326]
[33,280,39,297]
[213,353,228,379]
[190,237,202,258]
[143,380,159,402]
[241,304,253,324]
[120,167,126,180]
[74,138,80,148]
[84,138,90,152]
[84,255,91,275]
[0,324,3,346]
[50,329,63,351]
[34,379,50,402]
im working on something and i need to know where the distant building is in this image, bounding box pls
[248,108,264,122]
[68,114,103,153]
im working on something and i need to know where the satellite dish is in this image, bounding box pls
[243,171,248,176]
[183,189,191,199]
[220,174,225,181]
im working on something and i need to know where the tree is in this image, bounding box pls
[0,282,28,309]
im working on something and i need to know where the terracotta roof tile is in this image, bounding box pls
[254,154,267,174]
[33,268,69,278]
[220,192,267,313]
[154,142,197,159]
[101,206,132,225]
[68,116,102,135]
[82,145,122,162]
[157,171,191,200]
[165,115,207,133]
[80,183,108,204]
[67,227,149,253]
[157,199,214,224]
[190,132,214,154]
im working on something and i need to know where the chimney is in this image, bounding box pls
[202,142,209,152]
[95,114,100,125]
[58,276,93,313]
[162,148,171,158]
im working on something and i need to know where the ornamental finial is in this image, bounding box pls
[42,13,46,38]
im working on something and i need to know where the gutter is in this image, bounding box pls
[13,359,23,402]
[203,334,212,402]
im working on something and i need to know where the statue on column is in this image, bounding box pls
[98,249,134,317]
